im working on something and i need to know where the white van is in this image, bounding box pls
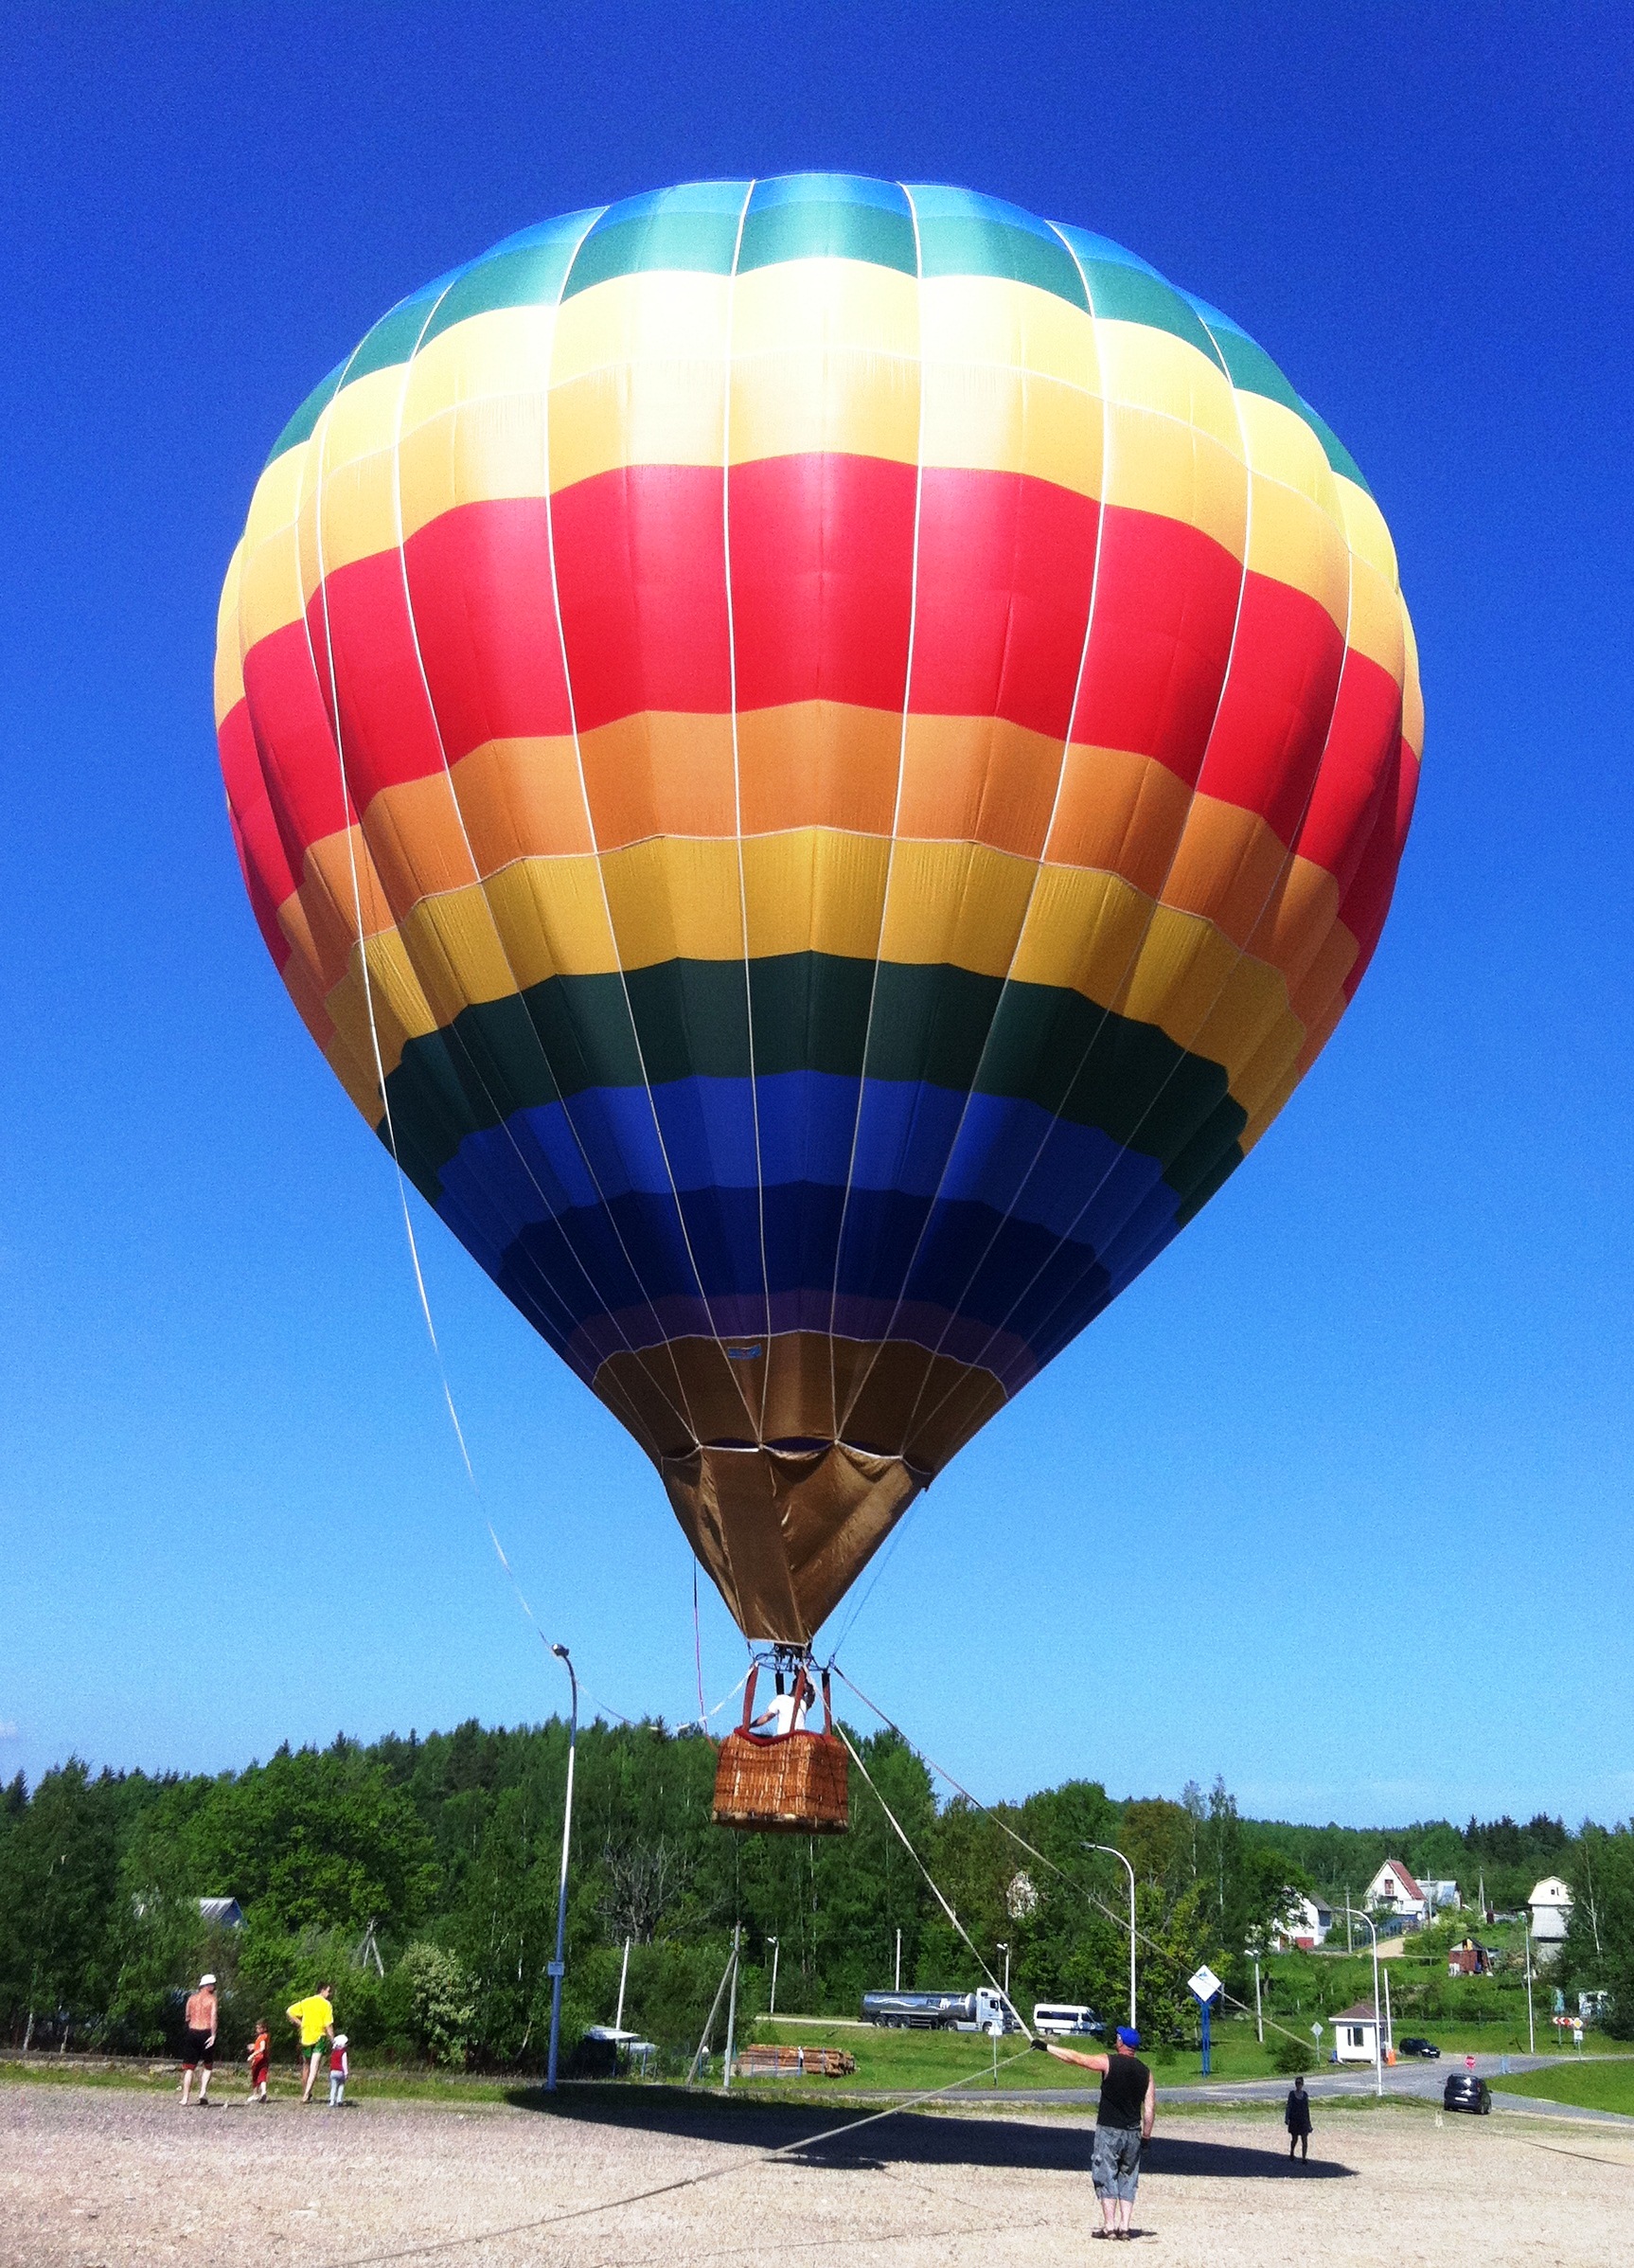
[1032,2002,1104,2037]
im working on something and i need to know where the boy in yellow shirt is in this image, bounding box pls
[286,1985,334,2103]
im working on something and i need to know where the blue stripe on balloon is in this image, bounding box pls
[434,1076,1187,1387]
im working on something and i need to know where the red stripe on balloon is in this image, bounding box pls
[910,470,1099,739]
[405,497,574,758]
[1067,507,1241,785]
[240,615,356,882]
[219,699,297,960]
[729,453,916,712]
[1339,735,1419,996]
[1291,649,1403,894]
[1196,572,1347,845]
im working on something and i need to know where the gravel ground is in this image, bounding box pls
[6,2080,1634,2267]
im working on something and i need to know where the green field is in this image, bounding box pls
[1491,2062,1634,2116]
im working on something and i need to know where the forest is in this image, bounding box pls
[1,1716,1625,2069]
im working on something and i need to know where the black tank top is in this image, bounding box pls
[1097,2053,1150,2129]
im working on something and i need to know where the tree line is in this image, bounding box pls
[0,1719,1625,2068]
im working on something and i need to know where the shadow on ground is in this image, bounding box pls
[506,2086,1354,2180]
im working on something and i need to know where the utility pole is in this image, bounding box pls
[1254,1956,1263,2045]
[722,1925,741,2091]
[768,1936,780,2019]
[895,1927,901,1991]
[614,1936,631,2034]
[545,1643,578,2093]
[998,1941,1011,2000]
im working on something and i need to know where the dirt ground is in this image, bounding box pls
[6,2080,1633,2268]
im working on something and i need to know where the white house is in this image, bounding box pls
[1419,1879,1461,1912]
[1329,2000,1382,2064]
[1365,1860,1427,1920]
[1529,1877,1573,1949]
[1274,1895,1333,1952]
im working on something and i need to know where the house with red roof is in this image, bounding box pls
[1365,1859,1427,1921]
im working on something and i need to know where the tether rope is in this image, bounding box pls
[322,2045,1040,2268]
[831,1662,1330,2059]
[833,1724,1031,2041]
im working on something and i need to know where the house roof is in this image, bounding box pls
[1529,1877,1572,1903]
[1372,1859,1424,1901]
[1330,2002,1381,2025]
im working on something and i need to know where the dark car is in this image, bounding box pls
[1398,2036,1441,2060]
[1444,2071,1491,2115]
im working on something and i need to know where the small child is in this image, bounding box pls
[247,2020,271,2102]
[328,2033,349,2107]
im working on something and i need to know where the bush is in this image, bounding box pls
[1271,2031,1316,2074]
[400,1942,476,2065]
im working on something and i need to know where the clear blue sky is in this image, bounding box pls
[2,2,1630,1828]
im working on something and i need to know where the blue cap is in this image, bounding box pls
[1116,2026,1141,2048]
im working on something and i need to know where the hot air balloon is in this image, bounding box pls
[216,177,1420,1831]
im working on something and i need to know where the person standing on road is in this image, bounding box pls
[246,2018,272,2102]
[179,1973,219,2106]
[1038,2024,1155,2239]
[286,1984,335,2104]
[1285,2072,1313,2161]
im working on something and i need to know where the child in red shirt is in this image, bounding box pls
[328,2033,349,2107]
[247,2021,271,2101]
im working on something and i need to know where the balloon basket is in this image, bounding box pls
[711,1728,850,1834]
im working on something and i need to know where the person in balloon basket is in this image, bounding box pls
[1036,2023,1154,2238]
[1285,2071,1313,2162]
[327,2034,349,2108]
[286,1984,334,2103]
[178,1973,219,2105]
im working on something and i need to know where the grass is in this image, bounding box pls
[1490,2061,1634,2116]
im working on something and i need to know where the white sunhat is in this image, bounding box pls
[200,1973,217,1987]
[332,2033,348,2047]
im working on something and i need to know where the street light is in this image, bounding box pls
[545,1642,578,2093]
[1083,1844,1138,2033]
[767,1936,780,2020]
[1343,1905,1383,2099]
[1523,1917,1536,2055]
[997,1941,1011,2000]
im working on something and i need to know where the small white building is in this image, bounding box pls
[1275,1895,1333,1952]
[1365,1860,1427,1920]
[1329,2000,1382,2063]
[1420,1879,1461,1912]
[1529,1876,1573,1948]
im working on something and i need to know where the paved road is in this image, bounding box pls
[829,2052,1634,2127]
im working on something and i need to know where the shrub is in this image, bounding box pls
[400,1942,476,2066]
[1271,2031,1316,2074]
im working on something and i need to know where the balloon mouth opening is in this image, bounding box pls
[662,1439,926,1646]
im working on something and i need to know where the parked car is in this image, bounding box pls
[1032,2003,1105,2038]
[1444,2072,1492,2115]
[1398,2036,1441,2059]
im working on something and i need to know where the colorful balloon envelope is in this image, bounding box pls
[216,177,1421,1646]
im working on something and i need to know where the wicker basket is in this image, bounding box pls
[711,1727,849,1833]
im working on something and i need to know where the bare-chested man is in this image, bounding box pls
[179,1973,218,2105]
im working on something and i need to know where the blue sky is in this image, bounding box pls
[2,2,1630,1827]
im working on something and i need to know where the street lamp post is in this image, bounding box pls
[767,1936,780,2020]
[1523,1918,1536,2054]
[1083,1844,1138,2033]
[1344,1905,1383,2098]
[545,1643,578,2093]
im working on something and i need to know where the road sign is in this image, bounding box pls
[1310,2023,1323,2041]
[1188,1965,1222,2005]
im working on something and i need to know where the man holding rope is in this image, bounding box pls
[1039,2026,1154,2241]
